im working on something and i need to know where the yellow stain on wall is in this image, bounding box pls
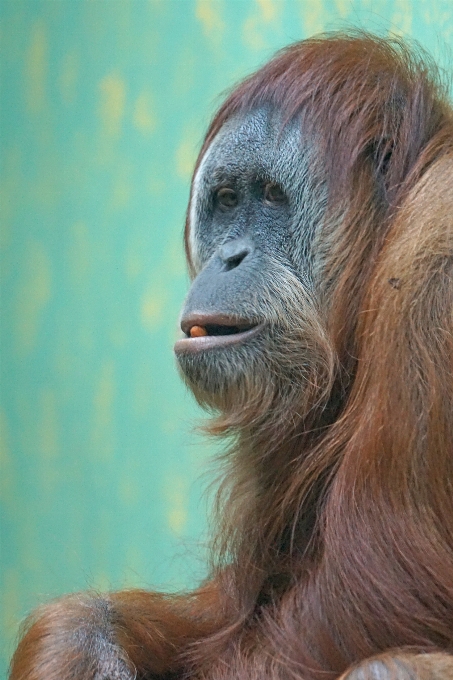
[0,185,11,251]
[131,358,153,419]
[36,389,61,496]
[33,177,60,212]
[141,288,167,331]
[133,91,156,136]
[14,509,40,572]
[242,16,266,51]
[391,0,413,35]
[39,389,59,460]
[25,20,47,113]
[165,475,188,535]
[300,0,326,37]
[92,572,113,592]
[195,0,225,45]
[256,0,278,22]
[68,221,91,290]
[149,176,166,196]
[148,0,166,10]
[242,0,281,52]
[14,241,52,356]
[1,569,21,650]
[169,506,188,535]
[0,145,22,250]
[176,133,198,179]
[164,238,187,277]
[111,164,133,210]
[119,477,138,505]
[0,410,12,500]
[91,361,116,459]
[99,73,126,137]
[60,51,79,106]
[333,0,351,17]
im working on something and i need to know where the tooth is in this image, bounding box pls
[189,325,208,338]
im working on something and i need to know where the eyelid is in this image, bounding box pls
[214,183,235,192]
[213,178,236,190]
[263,182,287,205]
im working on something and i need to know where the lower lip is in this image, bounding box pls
[174,324,264,354]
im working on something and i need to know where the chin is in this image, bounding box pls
[175,337,264,412]
[174,326,328,428]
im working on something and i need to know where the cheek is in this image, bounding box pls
[188,200,202,273]
[188,210,234,274]
[188,198,224,274]
[188,159,213,271]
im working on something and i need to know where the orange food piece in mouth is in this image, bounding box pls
[189,325,208,338]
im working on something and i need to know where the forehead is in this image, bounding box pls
[198,107,302,179]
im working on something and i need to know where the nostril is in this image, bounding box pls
[218,239,253,271]
[223,249,249,271]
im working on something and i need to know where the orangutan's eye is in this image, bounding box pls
[216,187,238,209]
[263,182,287,205]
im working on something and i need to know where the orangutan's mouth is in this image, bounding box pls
[174,314,263,353]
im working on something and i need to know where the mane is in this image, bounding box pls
[185,33,453,673]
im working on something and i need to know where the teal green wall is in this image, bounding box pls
[1,0,452,675]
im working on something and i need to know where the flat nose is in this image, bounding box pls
[218,238,253,271]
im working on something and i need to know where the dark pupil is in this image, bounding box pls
[217,188,237,208]
[264,183,285,204]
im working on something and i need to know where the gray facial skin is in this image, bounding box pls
[175,108,331,412]
[189,108,325,282]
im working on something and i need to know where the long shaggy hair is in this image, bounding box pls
[183,33,453,677]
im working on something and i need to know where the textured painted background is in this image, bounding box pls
[1,0,452,675]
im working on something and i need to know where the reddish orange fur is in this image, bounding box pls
[9,33,453,680]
